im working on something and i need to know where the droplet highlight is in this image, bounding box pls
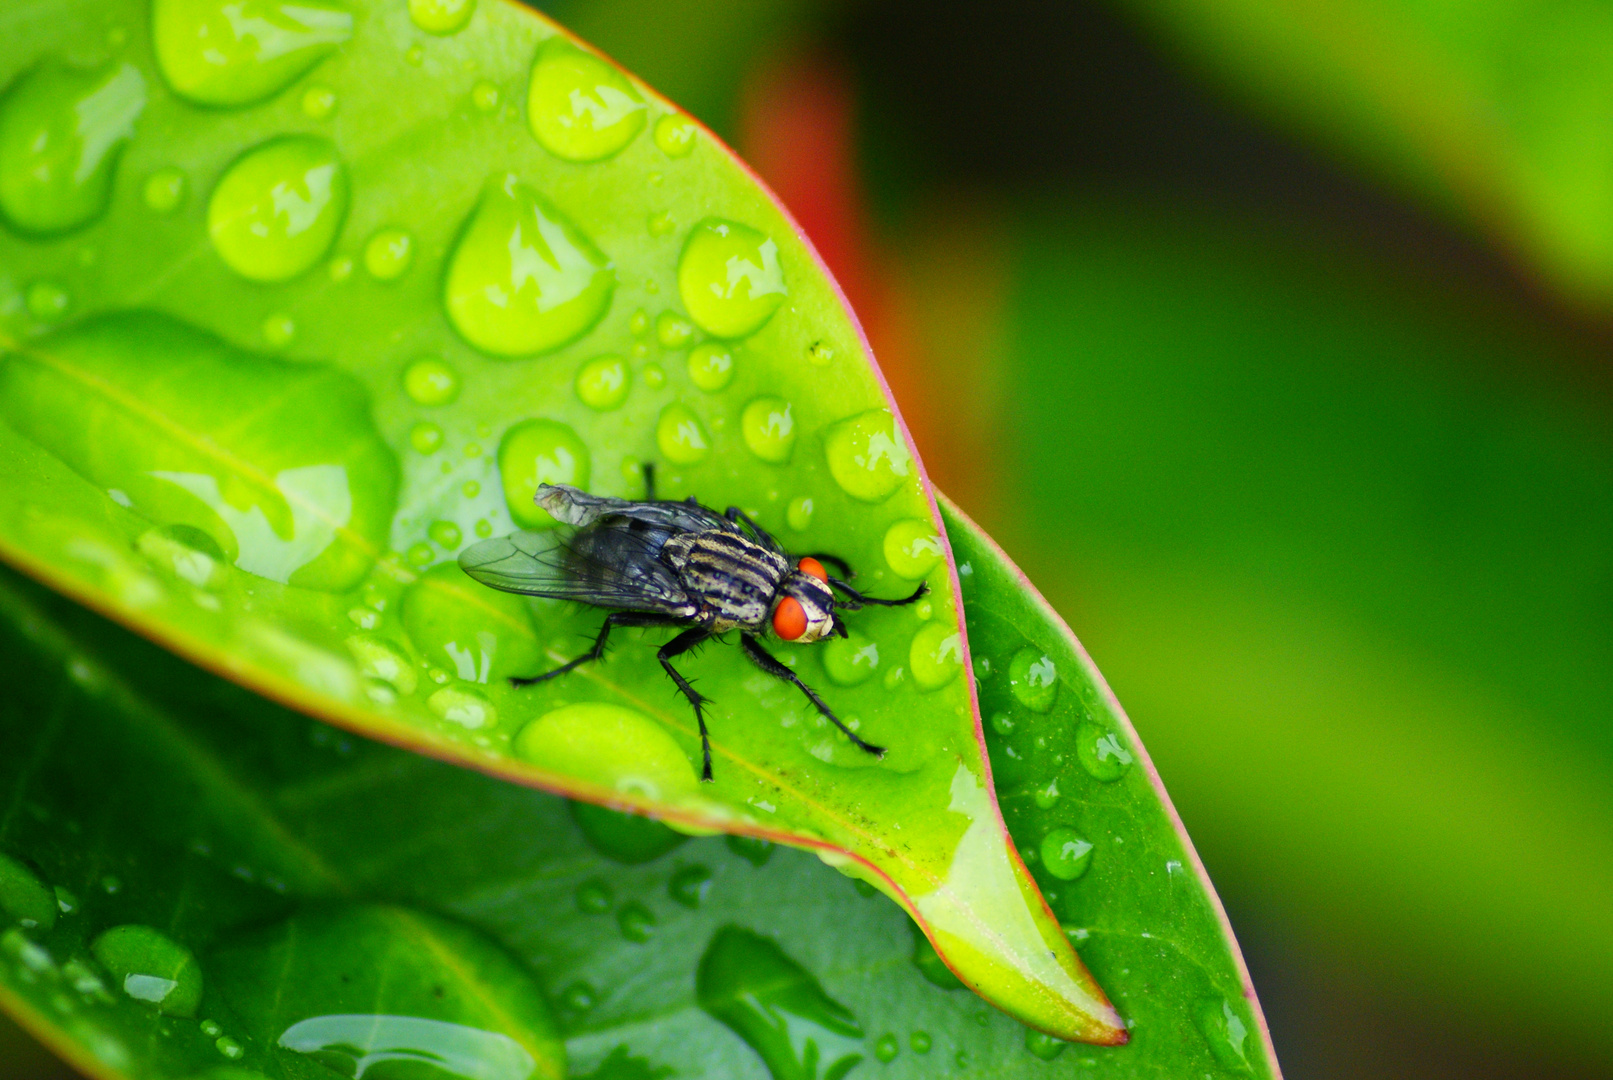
[526,38,646,162]
[1008,647,1058,713]
[1075,722,1133,782]
[1039,829,1093,881]
[1025,1028,1066,1061]
[686,342,734,392]
[209,137,349,283]
[677,219,786,339]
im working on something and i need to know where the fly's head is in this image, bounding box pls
[771,557,844,643]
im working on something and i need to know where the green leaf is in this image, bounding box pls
[0,551,1273,1079]
[0,0,1116,1040]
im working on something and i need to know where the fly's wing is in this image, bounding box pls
[537,483,734,535]
[457,526,694,614]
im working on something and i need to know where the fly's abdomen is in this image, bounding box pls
[669,531,787,627]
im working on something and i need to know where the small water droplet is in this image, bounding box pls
[641,361,666,389]
[209,137,349,282]
[685,342,734,393]
[617,901,655,943]
[262,313,296,349]
[1039,828,1092,881]
[648,211,676,236]
[1076,722,1133,782]
[0,853,56,931]
[404,43,426,66]
[410,0,475,34]
[328,255,354,282]
[445,173,614,356]
[785,496,813,532]
[882,665,905,690]
[301,84,336,119]
[215,1036,244,1059]
[725,835,774,867]
[677,219,786,339]
[1025,1028,1065,1061]
[463,442,482,458]
[348,607,379,629]
[142,167,187,213]
[403,357,460,406]
[498,419,589,528]
[989,711,1015,736]
[402,563,540,683]
[1008,647,1058,712]
[427,683,495,729]
[874,1034,898,1063]
[406,542,433,567]
[53,886,77,916]
[428,520,462,550]
[472,80,500,112]
[559,980,596,1014]
[1197,998,1252,1071]
[575,879,612,914]
[152,0,352,105]
[200,1019,222,1038]
[527,38,646,162]
[908,623,961,692]
[25,281,70,322]
[908,920,962,989]
[655,311,693,348]
[101,875,121,895]
[364,227,415,281]
[575,354,628,410]
[569,800,686,864]
[411,421,444,454]
[653,114,696,157]
[656,403,709,466]
[740,397,794,464]
[1033,778,1061,810]
[824,409,911,503]
[907,1031,931,1055]
[821,632,878,687]
[345,635,417,695]
[669,865,713,908]
[883,519,943,580]
[136,523,226,588]
[474,519,492,538]
[90,925,202,1017]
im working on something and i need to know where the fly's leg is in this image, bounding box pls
[511,611,683,687]
[724,506,778,547]
[740,634,885,759]
[642,462,657,501]
[829,579,928,610]
[800,553,854,578]
[657,627,717,781]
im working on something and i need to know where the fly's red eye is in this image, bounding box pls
[773,596,808,640]
[798,557,828,583]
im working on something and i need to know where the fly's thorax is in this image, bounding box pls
[663,530,788,628]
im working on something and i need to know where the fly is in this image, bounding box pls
[457,465,927,780]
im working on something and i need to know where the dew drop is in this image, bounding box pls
[669,865,713,908]
[471,81,500,112]
[989,711,1014,736]
[910,1031,931,1054]
[575,879,612,914]
[908,623,961,692]
[642,361,666,389]
[882,665,905,690]
[785,496,813,532]
[575,354,628,410]
[653,114,696,158]
[345,635,417,695]
[629,309,651,336]
[428,520,462,550]
[152,0,352,106]
[1033,778,1060,810]
[410,0,475,35]
[686,342,734,392]
[201,1019,223,1038]
[725,835,774,867]
[53,887,78,917]
[1075,722,1133,782]
[515,703,700,803]
[215,1036,245,1059]
[301,84,336,119]
[498,418,589,528]
[261,313,295,349]
[462,480,480,498]
[1025,1028,1066,1061]
[328,254,354,282]
[821,632,878,687]
[0,853,56,932]
[656,404,709,466]
[25,281,70,322]
[678,219,787,339]
[0,60,145,235]
[559,981,597,1013]
[402,563,540,683]
[824,409,912,503]
[474,519,492,538]
[874,1034,898,1063]
[403,357,460,406]
[209,137,349,283]
[427,684,495,729]
[411,421,444,454]
[526,37,646,162]
[617,902,656,943]
[404,44,425,66]
[648,211,676,237]
[364,227,415,281]
[1039,828,1092,881]
[1008,647,1058,713]
[142,167,187,214]
[569,800,686,865]
[90,925,202,1017]
[136,523,226,588]
[740,397,794,464]
[445,173,614,357]
[655,311,694,349]
[1196,998,1252,1071]
[883,519,942,581]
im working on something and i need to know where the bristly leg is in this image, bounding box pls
[740,634,885,758]
[829,579,928,610]
[510,611,683,686]
[642,461,657,501]
[658,626,717,781]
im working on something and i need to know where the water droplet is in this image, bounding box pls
[364,227,415,281]
[1033,778,1060,810]
[209,137,349,282]
[740,397,794,464]
[261,312,295,348]
[515,703,700,802]
[617,901,656,943]
[1008,647,1058,712]
[684,342,733,393]
[53,887,78,916]
[0,60,145,235]
[428,520,462,550]
[101,875,121,895]
[445,174,614,356]
[0,853,56,931]
[90,925,202,1017]
[143,167,187,213]
[655,311,693,348]
[1039,828,1092,881]
[410,0,475,35]
[653,114,696,157]
[152,0,352,106]
[677,219,787,339]
[474,519,492,538]
[201,1019,223,1038]
[648,211,676,236]
[698,927,864,1080]
[498,418,590,528]
[907,920,962,989]
[1197,998,1252,1071]
[989,711,1015,737]
[328,254,354,282]
[974,656,993,679]
[1025,1028,1065,1061]
[463,480,480,498]
[401,563,540,683]
[821,632,878,686]
[641,362,665,389]
[411,421,444,454]
[629,309,651,336]
[216,1036,245,1059]
[908,623,961,691]
[404,43,426,66]
[882,665,905,690]
[824,409,911,503]
[669,865,712,908]
[725,835,774,866]
[883,519,942,581]
[569,800,686,864]
[785,496,813,532]
[526,38,646,162]
[403,357,460,406]
[427,683,495,729]
[345,634,417,695]
[874,1034,898,1063]
[575,354,628,410]
[656,403,709,466]
[137,523,226,588]
[558,981,596,1013]
[576,879,612,914]
[25,281,70,322]
[301,84,336,119]
[463,442,483,459]
[1075,722,1133,782]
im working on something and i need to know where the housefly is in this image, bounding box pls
[457,466,927,780]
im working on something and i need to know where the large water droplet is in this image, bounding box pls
[823,410,912,503]
[726,835,774,867]
[526,38,646,162]
[211,905,563,1080]
[0,312,397,592]
[0,853,55,931]
[686,342,733,392]
[1196,997,1253,1072]
[514,703,699,803]
[90,925,202,1017]
[740,397,794,464]
[656,403,709,466]
[669,865,712,908]
[410,0,475,35]
[403,357,460,405]
[677,219,786,339]
[152,0,353,107]
[1039,829,1092,881]
[445,174,614,356]
[569,799,687,864]
[575,354,628,410]
[883,519,942,581]
[0,60,145,235]
[345,635,417,695]
[209,137,348,282]
[820,632,878,687]
[1075,721,1133,782]
[1008,647,1058,713]
[908,623,961,691]
[498,418,590,529]
[698,927,864,1080]
[401,563,540,683]
[428,683,496,729]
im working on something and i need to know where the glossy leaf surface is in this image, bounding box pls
[0,0,1111,1039]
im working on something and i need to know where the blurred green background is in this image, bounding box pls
[10,0,1613,1077]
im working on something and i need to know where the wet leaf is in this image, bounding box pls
[0,0,1113,1039]
[0,558,1275,1078]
